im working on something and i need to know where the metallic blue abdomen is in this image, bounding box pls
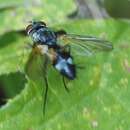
[54,52,76,80]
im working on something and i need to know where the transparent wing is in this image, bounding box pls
[25,45,50,114]
[57,33,113,56]
[25,46,48,80]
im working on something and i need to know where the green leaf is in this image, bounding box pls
[0,20,130,130]
[0,31,29,75]
[0,0,76,34]
[0,72,26,98]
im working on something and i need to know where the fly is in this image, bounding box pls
[25,21,113,114]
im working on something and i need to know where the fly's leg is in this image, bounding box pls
[43,72,48,115]
[62,76,69,92]
[42,55,49,115]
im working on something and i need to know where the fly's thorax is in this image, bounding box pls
[53,51,76,80]
[26,21,57,47]
[28,26,57,46]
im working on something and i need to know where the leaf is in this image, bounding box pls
[0,20,130,130]
[0,72,26,98]
[0,0,76,34]
[0,31,29,75]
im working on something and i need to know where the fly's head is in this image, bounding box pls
[26,21,46,35]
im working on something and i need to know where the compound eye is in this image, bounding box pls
[26,24,33,34]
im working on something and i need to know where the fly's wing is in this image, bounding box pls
[25,46,48,81]
[25,45,50,115]
[57,33,113,56]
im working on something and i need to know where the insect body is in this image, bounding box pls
[26,21,113,114]
[53,49,76,80]
[33,44,76,80]
[26,21,57,47]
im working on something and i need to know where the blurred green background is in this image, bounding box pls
[0,0,130,130]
